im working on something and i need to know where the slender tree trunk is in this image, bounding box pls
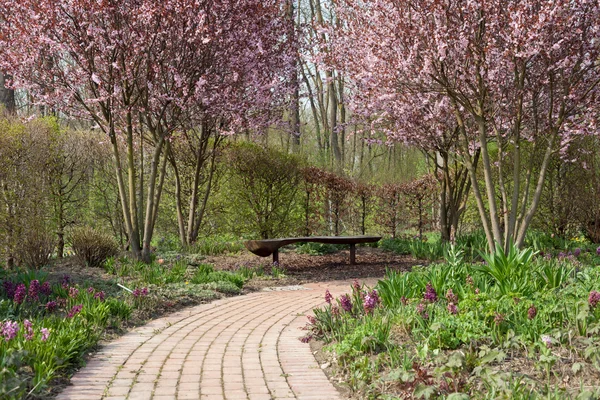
[110,127,141,258]
[141,136,166,262]
[287,0,301,151]
[191,138,219,242]
[171,152,188,247]
[56,186,65,258]
[126,112,141,253]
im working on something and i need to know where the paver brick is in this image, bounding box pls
[56,282,352,400]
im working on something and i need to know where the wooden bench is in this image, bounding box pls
[244,235,382,265]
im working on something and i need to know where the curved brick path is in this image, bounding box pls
[57,281,359,400]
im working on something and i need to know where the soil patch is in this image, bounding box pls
[207,247,422,283]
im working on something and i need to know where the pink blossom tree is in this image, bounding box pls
[0,0,293,260]
[331,0,600,251]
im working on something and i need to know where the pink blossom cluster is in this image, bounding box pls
[340,294,352,313]
[67,304,83,318]
[363,290,380,314]
[528,305,537,320]
[424,283,438,303]
[589,291,600,308]
[1,320,50,342]
[132,287,149,298]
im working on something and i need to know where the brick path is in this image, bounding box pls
[57,281,360,400]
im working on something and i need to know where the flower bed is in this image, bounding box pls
[307,245,600,398]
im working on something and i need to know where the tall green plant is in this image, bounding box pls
[473,243,537,297]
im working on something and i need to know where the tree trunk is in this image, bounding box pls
[141,136,166,262]
[287,0,301,151]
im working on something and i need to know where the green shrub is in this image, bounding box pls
[189,235,244,256]
[379,237,411,254]
[224,143,303,239]
[296,242,343,255]
[71,227,119,268]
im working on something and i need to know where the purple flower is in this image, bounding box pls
[69,287,79,298]
[24,320,34,341]
[466,275,474,287]
[306,315,316,325]
[597,246,600,256]
[87,287,95,294]
[589,291,600,308]
[28,280,40,301]
[40,328,50,342]
[494,312,505,325]
[1,320,19,341]
[132,288,141,298]
[363,290,380,314]
[416,302,428,319]
[141,287,149,296]
[352,279,361,293]
[446,289,458,304]
[94,291,105,302]
[528,305,537,320]
[67,304,83,318]
[400,296,408,306]
[558,252,566,259]
[300,334,312,343]
[574,248,581,257]
[424,283,438,303]
[447,303,458,315]
[13,284,26,304]
[541,335,552,347]
[45,301,58,312]
[3,280,16,299]
[40,281,52,296]
[340,294,352,312]
[61,275,71,286]
[324,289,333,304]
[61,275,71,290]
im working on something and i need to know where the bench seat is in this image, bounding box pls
[244,235,382,265]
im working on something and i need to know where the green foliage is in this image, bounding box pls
[190,269,245,289]
[71,227,119,268]
[223,142,303,239]
[0,280,128,398]
[295,242,344,255]
[188,234,244,256]
[200,281,241,295]
[311,243,600,399]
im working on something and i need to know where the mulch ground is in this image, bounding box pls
[206,247,423,284]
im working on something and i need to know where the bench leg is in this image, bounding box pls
[272,250,279,265]
[349,244,356,265]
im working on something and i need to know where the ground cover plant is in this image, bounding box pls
[307,241,600,399]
